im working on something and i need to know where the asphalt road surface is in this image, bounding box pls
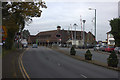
[22,46,118,78]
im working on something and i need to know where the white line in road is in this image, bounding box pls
[81,74,87,78]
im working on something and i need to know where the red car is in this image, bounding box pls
[105,46,114,52]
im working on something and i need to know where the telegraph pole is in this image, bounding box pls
[83,20,86,47]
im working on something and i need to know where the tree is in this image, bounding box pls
[70,46,76,55]
[85,49,92,60]
[107,51,118,67]
[2,2,47,49]
[22,30,30,40]
[109,18,120,47]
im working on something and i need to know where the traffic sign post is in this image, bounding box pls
[56,33,61,45]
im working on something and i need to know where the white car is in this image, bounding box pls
[94,44,101,51]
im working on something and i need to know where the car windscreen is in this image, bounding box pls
[118,47,120,50]
[109,46,114,48]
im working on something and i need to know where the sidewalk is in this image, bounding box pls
[2,48,24,79]
[0,58,2,80]
[59,47,110,64]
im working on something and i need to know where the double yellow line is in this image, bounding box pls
[18,48,31,80]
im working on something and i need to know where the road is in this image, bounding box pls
[22,46,118,78]
[59,47,109,64]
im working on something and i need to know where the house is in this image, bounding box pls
[107,32,115,46]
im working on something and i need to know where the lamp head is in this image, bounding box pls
[73,23,78,26]
[89,8,92,10]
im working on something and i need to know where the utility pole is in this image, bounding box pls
[89,8,97,41]
[80,15,83,40]
[70,24,73,40]
[95,9,96,41]
[83,20,86,47]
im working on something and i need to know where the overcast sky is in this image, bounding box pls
[24,0,119,41]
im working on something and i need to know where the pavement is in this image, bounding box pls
[2,48,24,79]
[58,47,112,64]
[0,57,2,80]
[22,46,119,78]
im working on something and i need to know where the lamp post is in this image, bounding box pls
[73,23,78,46]
[89,8,96,41]
[83,20,86,46]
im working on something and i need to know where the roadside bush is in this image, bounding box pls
[70,46,76,55]
[107,51,118,67]
[85,49,92,60]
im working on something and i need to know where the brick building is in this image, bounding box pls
[28,26,95,46]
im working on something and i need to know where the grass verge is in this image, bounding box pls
[2,47,17,57]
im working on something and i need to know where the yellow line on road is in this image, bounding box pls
[18,53,26,79]
[18,48,31,80]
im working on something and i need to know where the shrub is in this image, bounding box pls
[107,51,118,67]
[70,46,76,55]
[85,49,92,60]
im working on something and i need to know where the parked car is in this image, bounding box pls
[105,46,114,52]
[99,45,107,51]
[78,45,87,49]
[94,44,101,51]
[22,43,28,48]
[114,47,120,54]
[32,44,38,48]
[86,44,94,49]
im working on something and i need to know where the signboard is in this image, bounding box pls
[1,26,7,40]
[56,34,61,38]
[0,43,3,46]
[59,39,61,41]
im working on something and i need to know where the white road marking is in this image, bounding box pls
[81,74,87,78]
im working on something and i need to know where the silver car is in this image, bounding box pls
[114,47,120,54]
[99,45,107,51]
[32,44,38,48]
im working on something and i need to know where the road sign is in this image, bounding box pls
[1,26,7,40]
[56,33,61,38]
[59,39,61,41]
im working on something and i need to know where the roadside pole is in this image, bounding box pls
[83,20,86,47]
[0,1,2,79]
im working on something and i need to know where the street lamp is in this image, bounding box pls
[73,23,78,47]
[83,20,86,46]
[89,8,96,41]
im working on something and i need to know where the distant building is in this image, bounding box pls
[28,35,36,44]
[107,32,115,46]
[28,26,95,46]
[86,31,95,44]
